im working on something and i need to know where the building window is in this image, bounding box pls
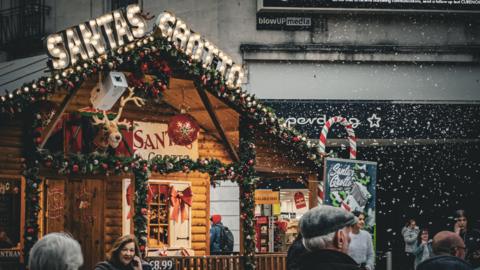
[146,181,192,250]
[111,0,138,10]
[147,183,170,248]
[0,178,23,249]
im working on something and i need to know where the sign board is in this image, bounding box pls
[255,190,280,204]
[294,192,307,209]
[264,100,480,140]
[146,257,175,270]
[258,0,480,13]
[323,158,377,230]
[133,121,198,160]
[257,14,312,30]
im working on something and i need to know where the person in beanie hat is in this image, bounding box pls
[210,214,223,254]
[295,205,360,270]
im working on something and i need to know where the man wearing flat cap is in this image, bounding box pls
[295,205,360,270]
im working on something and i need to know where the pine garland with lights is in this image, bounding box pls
[133,159,149,254]
[239,118,257,270]
[22,162,42,261]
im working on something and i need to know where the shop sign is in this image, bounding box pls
[133,121,198,160]
[46,4,146,69]
[257,13,312,30]
[264,101,480,140]
[323,158,377,230]
[294,192,306,209]
[0,249,21,258]
[155,12,244,89]
[255,190,280,204]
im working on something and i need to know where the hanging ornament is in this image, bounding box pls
[167,111,200,146]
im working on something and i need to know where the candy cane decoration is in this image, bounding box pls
[318,116,357,159]
[317,116,357,204]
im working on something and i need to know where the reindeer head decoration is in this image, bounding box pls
[92,87,145,148]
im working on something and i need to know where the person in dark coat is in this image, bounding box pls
[94,235,151,270]
[417,231,473,270]
[295,205,360,270]
[454,210,480,268]
[287,233,308,270]
[210,214,223,255]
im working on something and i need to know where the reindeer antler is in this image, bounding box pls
[92,110,110,126]
[112,87,145,124]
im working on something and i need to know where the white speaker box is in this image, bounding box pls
[90,72,128,110]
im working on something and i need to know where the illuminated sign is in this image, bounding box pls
[155,12,245,89]
[46,4,147,69]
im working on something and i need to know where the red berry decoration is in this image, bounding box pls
[72,164,79,173]
[292,136,301,142]
[101,163,108,170]
[168,114,200,146]
[248,159,254,166]
[139,245,145,252]
[27,227,35,234]
[141,208,148,215]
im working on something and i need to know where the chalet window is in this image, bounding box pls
[0,178,23,249]
[147,181,191,249]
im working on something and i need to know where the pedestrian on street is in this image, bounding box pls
[414,228,433,269]
[454,210,480,268]
[294,205,360,270]
[286,233,308,270]
[210,214,223,255]
[402,218,420,270]
[348,211,375,270]
[94,235,151,270]
[28,232,83,270]
[417,230,472,270]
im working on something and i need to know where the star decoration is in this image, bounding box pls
[367,114,381,128]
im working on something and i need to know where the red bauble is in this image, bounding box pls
[141,208,148,215]
[27,227,35,234]
[72,164,79,173]
[168,114,200,146]
[139,245,145,252]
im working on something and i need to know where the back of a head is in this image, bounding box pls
[28,232,83,270]
[300,205,357,252]
[432,231,465,258]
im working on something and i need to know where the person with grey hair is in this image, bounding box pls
[293,205,360,270]
[28,232,83,270]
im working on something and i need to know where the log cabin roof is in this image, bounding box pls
[0,34,323,174]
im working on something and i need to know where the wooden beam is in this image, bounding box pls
[196,88,240,163]
[308,174,319,209]
[39,86,80,149]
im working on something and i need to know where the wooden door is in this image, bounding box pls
[65,178,104,270]
[44,179,65,234]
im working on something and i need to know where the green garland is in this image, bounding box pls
[239,118,257,270]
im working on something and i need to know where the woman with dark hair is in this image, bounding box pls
[95,235,151,270]
[348,211,375,270]
[454,210,480,268]
[413,228,432,269]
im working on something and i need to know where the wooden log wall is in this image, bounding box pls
[0,118,24,177]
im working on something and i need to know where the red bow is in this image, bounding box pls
[170,186,192,223]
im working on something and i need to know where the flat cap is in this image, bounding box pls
[300,205,358,239]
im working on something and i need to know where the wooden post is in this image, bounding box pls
[308,174,319,209]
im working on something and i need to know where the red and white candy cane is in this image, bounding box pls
[317,116,357,203]
[318,116,357,159]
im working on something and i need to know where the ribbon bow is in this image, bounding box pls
[170,186,193,223]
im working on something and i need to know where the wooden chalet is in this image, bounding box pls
[0,7,322,270]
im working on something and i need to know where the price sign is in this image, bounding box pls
[147,258,175,270]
